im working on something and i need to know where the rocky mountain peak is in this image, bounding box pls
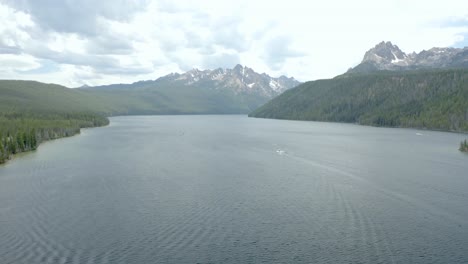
[362,41,407,64]
[348,41,468,74]
[162,65,301,97]
[233,64,244,71]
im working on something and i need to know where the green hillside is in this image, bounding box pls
[249,69,468,132]
[81,81,270,115]
[0,80,109,164]
[0,79,266,163]
[87,84,258,115]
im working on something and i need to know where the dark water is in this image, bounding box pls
[1,115,467,264]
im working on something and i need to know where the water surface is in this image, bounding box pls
[1,115,467,263]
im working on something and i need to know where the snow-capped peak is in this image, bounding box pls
[363,41,406,64]
[348,41,468,74]
[163,65,300,97]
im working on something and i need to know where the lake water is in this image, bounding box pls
[1,115,467,264]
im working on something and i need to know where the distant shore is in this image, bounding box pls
[0,117,109,165]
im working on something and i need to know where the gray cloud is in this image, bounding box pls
[0,44,21,54]
[153,5,249,57]
[86,35,135,55]
[210,16,249,52]
[184,30,207,50]
[73,67,102,80]
[3,0,149,36]
[0,0,307,84]
[1,1,149,77]
[202,52,240,69]
[24,43,153,76]
[0,26,28,55]
[163,52,194,72]
[262,36,304,70]
[26,44,119,69]
[180,16,249,53]
[95,65,154,75]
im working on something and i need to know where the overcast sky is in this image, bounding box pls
[0,0,467,87]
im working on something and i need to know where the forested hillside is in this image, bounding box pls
[82,65,300,114]
[84,84,263,115]
[250,69,468,132]
[0,81,109,164]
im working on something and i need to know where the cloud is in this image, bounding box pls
[25,42,119,69]
[0,54,40,75]
[262,36,304,70]
[96,65,154,75]
[210,16,249,52]
[0,4,33,53]
[86,34,135,55]
[19,59,59,74]
[2,0,149,36]
[202,52,240,70]
[0,44,21,54]
[437,17,468,48]
[1,0,468,86]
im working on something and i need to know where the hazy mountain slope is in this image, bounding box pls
[0,80,113,114]
[0,63,301,116]
[249,69,468,132]
[83,65,301,114]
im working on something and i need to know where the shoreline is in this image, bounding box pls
[0,122,109,165]
[247,115,468,135]
[2,115,466,166]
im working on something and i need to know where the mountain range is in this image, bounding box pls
[79,64,300,114]
[347,41,468,73]
[87,64,299,98]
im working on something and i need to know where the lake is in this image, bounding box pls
[1,115,467,264]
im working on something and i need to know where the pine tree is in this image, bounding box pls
[16,133,24,152]
[8,138,16,154]
[30,129,37,150]
[0,141,4,163]
[22,131,28,150]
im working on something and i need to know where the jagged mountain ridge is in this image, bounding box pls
[87,64,300,98]
[80,65,301,114]
[348,41,468,73]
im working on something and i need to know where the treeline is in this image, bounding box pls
[0,112,109,164]
[0,80,112,164]
[461,140,468,152]
[250,69,468,132]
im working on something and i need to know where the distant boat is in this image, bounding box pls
[416,133,423,136]
[276,149,285,155]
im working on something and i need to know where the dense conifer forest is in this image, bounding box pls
[0,81,109,164]
[250,69,468,133]
[0,113,109,164]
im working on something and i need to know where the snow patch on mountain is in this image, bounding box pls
[161,64,301,97]
[349,41,468,73]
